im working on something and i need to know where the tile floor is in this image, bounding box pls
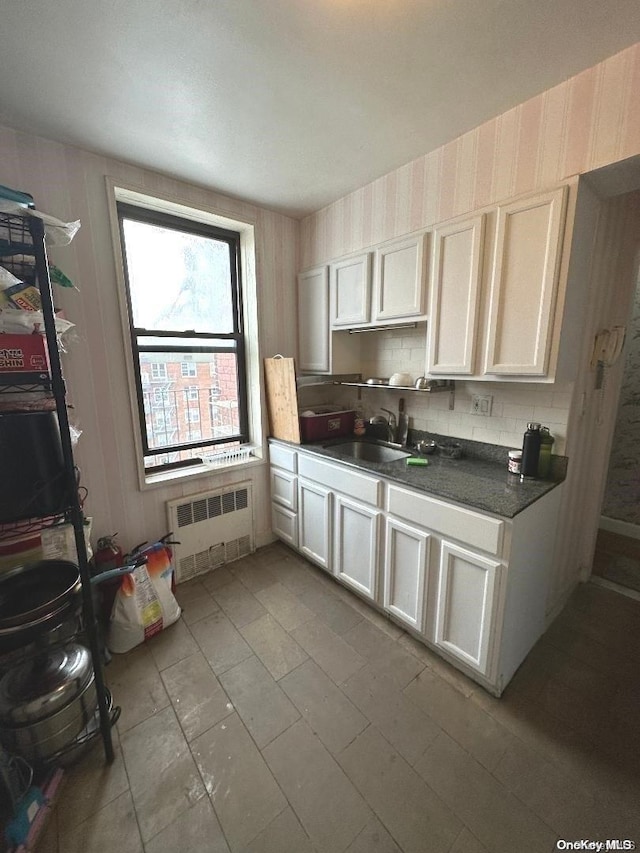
[39,542,640,853]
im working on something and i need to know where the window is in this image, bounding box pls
[117,203,248,472]
[151,363,168,381]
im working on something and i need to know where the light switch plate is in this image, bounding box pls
[471,394,493,416]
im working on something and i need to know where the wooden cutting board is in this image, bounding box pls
[263,356,300,443]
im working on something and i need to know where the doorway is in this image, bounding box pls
[592,264,640,597]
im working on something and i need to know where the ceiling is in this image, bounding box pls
[2,1,640,219]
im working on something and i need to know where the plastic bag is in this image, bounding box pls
[107,541,181,654]
[0,265,21,290]
[0,201,80,246]
[0,308,74,336]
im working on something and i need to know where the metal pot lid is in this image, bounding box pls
[0,643,93,725]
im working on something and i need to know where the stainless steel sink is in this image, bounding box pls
[327,440,411,463]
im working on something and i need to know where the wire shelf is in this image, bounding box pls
[0,212,36,284]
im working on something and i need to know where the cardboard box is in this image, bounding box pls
[299,408,355,442]
[1,281,42,311]
[0,334,50,374]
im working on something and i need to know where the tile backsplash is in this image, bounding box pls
[302,326,572,454]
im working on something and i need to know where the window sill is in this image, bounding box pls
[141,454,266,490]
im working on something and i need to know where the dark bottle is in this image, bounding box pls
[521,422,541,478]
[537,427,555,479]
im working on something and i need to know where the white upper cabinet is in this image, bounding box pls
[298,265,361,374]
[330,253,372,327]
[425,185,570,381]
[328,234,428,330]
[297,266,329,372]
[483,186,567,376]
[373,234,428,322]
[427,214,485,375]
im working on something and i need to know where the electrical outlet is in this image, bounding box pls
[471,394,493,416]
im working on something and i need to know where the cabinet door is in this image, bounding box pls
[272,503,298,548]
[483,186,567,376]
[298,266,329,372]
[334,495,381,600]
[384,517,431,631]
[373,234,427,322]
[434,540,501,676]
[330,254,372,327]
[298,478,332,571]
[428,215,485,375]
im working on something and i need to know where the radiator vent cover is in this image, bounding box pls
[167,482,254,583]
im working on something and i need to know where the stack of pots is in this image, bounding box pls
[0,644,99,765]
[0,559,132,765]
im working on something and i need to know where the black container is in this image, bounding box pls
[0,411,70,523]
[521,422,541,478]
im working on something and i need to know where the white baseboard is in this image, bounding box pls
[599,515,640,541]
[590,575,640,603]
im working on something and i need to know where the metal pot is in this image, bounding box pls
[0,676,97,765]
[0,559,142,651]
[0,643,93,725]
[0,643,97,765]
[0,561,80,629]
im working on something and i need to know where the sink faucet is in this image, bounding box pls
[380,408,397,443]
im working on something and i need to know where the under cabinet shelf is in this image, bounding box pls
[337,380,455,409]
[336,380,454,393]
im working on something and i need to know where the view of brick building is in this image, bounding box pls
[140,352,239,466]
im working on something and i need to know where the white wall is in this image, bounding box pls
[0,126,299,552]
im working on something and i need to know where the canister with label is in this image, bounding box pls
[508,449,522,475]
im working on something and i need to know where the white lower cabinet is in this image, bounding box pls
[272,503,298,548]
[433,540,501,676]
[269,442,561,695]
[384,517,430,631]
[298,478,332,571]
[270,468,297,511]
[333,495,381,600]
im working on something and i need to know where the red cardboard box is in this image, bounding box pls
[0,333,50,374]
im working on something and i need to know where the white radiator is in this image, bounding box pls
[166,481,254,583]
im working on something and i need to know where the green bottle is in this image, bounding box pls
[538,427,554,479]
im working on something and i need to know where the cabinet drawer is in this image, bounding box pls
[298,454,382,507]
[270,468,297,511]
[387,485,504,555]
[269,443,297,473]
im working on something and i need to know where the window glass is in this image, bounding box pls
[120,218,234,333]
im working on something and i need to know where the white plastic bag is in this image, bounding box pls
[107,542,181,654]
[0,308,74,336]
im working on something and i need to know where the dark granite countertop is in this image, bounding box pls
[268,431,567,519]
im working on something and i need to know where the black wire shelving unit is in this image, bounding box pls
[0,184,115,764]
